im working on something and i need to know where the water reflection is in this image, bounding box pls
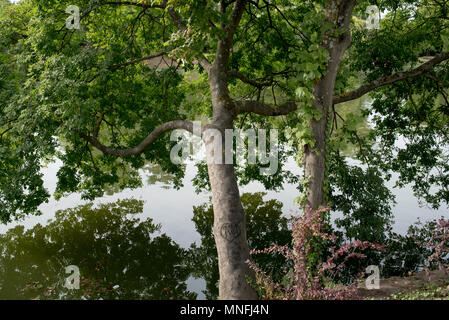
[0,199,196,300]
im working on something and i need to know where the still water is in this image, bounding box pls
[0,157,446,299]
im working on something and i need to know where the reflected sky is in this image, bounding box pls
[0,156,447,299]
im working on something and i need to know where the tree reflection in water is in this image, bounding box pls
[0,199,196,300]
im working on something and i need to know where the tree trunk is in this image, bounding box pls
[206,142,257,300]
[303,0,355,211]
[204,62,258,299]
[303,106,328,211]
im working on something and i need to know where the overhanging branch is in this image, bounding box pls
[80,120,194,157]
[101,1,212,72]
[333,52,449,105]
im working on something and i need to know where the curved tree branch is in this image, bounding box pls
[333,52,449,105]
[80,120,194,157]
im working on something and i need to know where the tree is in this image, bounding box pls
[1,0,448,299]
[0,199,195,300]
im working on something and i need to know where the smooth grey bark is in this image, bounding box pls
[202,0,258,300]
[204,118,257,299]
[201,83,258,299]
[303,0,355,210]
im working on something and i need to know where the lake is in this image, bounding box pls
[0,156,447,299]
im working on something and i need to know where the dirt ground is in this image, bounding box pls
[357,269,449,299]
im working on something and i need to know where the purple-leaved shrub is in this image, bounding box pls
[246,206,384,300]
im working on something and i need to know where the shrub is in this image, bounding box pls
[426,217,449,276]
[381,220,434,277]
[381,217,449,278]
[247,206,384,300]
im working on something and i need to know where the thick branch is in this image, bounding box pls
[213,0,247,71]
[80,120,194,157]
[226,0,248,39]
[234,100,297,116]
[334,52,449,105]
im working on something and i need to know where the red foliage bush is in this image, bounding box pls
[247,206,384,300]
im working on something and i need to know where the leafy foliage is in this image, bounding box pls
[381,217,449,278]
